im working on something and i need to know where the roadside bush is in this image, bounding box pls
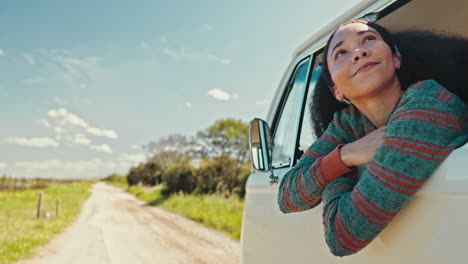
[141,161,163,186]
[233,163,251,199]
[126,161,164,187]
[196,156,249,197]
[30,179,49,189]
[127,164,144,186]
[102,174,127,184]
[161,162,196,194]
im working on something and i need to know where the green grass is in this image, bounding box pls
[101,174,127,189]
[120,184,244,240]
[105,181,128,190]
[0,182,93,264]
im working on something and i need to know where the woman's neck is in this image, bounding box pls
[352,78,403,128]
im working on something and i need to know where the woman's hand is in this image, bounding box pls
[340,126,386,167]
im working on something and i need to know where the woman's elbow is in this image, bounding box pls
[324,232,359,257]
[328,245,356,257]
[277,193,292,214]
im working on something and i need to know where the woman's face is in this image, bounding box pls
[326,22,400,102]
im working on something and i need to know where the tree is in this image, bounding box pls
[192,119,250,166]
[195,156,251,196]
[143,134,190,168]
[126,161,164,186]
[127,164,144,186]
[162,162,196,194]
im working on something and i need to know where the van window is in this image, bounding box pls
[271,58,310,167]
[298,65,322,151]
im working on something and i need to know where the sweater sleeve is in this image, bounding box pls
[277,109,356,213]
[321,80,468,256]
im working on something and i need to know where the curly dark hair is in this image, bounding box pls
[311,19,468,138]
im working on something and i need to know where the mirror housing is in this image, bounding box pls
[249,118,273,172]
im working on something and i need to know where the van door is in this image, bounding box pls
[242,59,340,264]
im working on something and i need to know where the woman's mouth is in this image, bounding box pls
[353,62,379,76]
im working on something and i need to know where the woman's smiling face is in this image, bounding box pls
[326,22,401,102]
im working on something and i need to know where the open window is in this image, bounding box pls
[270,57,311,168]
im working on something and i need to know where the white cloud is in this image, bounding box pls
[130,144,141,150]
[12,158,105,179]
[160,36,168,43]
[46,53,114,90]
[208,88,238,101]
[163,145,177,151]
[163,47,232,65]
[0,49,3,56]
[256,98,269,105]
[72,134,91,146]
[206,54,232,65]
[23,53,35,64]
[48,108,88,128]
[163,48,180,59]
[0,162,7,170]
[38,119,50,128]
[89,144,112,153]
[140,41,150,49]
[185,102,192,109]
[47,108,118,139]
[12,153,146,179]
[73,97,92,105]
[54,127,65,133]
[52,96,67,105]
[15,159,102,172]
[87,127,118,139]
[7,137,59,148]
[119,153,146,164]
[200,24,213,32]
[23,77,46,84]
[220,58,232,65]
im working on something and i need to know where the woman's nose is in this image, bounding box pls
[353,48,368,63]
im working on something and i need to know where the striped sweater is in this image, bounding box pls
[277,80,468,257]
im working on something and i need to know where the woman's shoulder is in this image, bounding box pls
[403,79,463,106]
[397,79,466,117]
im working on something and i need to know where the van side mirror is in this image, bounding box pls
[249,118,273,172]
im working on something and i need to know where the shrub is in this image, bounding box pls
[161,162,196,194]
[196,156,250,197]
[127,165,144,186]
[102,174,127,184]
[30,179,49,189]
[141,161,163,186]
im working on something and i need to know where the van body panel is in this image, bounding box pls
[242,144,468,264]
[242,0,468,263]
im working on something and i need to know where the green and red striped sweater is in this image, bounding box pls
[277,80,468,256]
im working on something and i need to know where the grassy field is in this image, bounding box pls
[107,182,244,241]
[0,182,93,264]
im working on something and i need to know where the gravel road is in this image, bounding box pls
[18,182,240,264]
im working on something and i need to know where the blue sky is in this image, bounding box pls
[0,0,360,179]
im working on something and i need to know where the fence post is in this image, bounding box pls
[37,192,43,219]
[56,199,60,218]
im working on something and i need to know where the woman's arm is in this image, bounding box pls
[277,109,357,213]
[321,80,468,256]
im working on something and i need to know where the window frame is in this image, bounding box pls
[270,56,315,169]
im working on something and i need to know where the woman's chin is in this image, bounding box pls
[350,77,389,98]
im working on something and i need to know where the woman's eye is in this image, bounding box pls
[364,35,376,42]
[336,50,346,59]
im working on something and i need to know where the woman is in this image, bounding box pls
[277,18,468,257]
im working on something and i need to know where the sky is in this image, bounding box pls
[0,0,361,179]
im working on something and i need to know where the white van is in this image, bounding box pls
[242,0,468,263]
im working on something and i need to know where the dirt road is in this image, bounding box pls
[18,182,240,264]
